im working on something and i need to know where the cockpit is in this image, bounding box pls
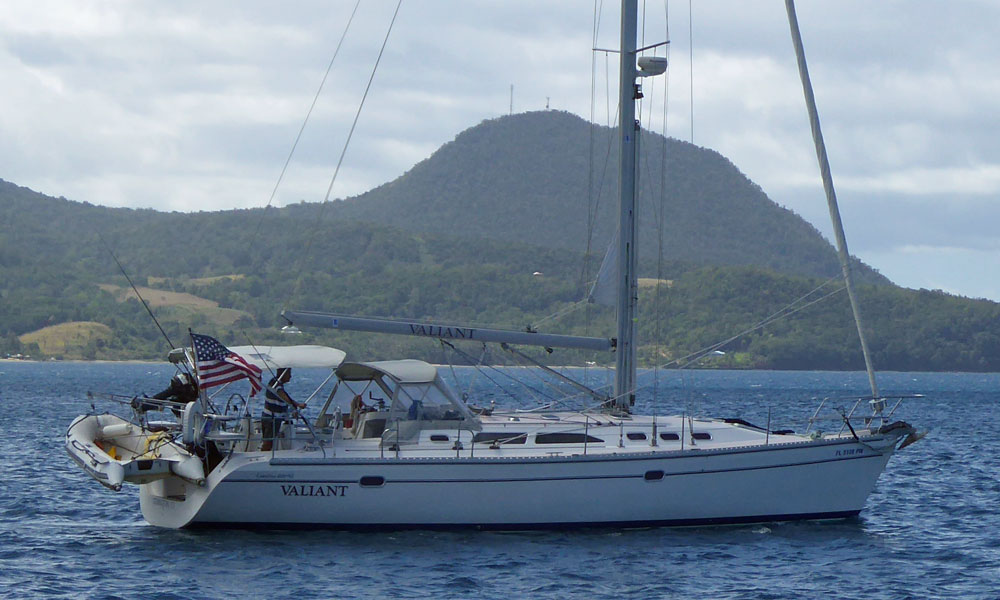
[315,360,481,445]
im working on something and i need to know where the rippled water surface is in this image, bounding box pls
[2,362,998,599]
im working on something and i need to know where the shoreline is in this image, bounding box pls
[2,358,998,375]
[0,358,162,365]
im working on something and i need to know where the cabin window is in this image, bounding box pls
[535,433,604,444]
[473,432,527,445]
[659,433,680,441]
[405,386,439,419]
[359,418,386,439]
[390,382,465,422]
[359,476,385,487]
[429,434,449,442]
[626,432,647,441]
[692,432,711,440]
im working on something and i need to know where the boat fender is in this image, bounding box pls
[181,401,206,446]
[899,429,927,450]
[877,421,911,434]
[101,423,133,438]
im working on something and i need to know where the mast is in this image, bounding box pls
[785,0,879,399]
[613,0,640,411]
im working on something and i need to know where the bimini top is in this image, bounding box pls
[335,359,438,384]
[227,345,347,370]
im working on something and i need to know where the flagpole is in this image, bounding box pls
[188,328,206,407]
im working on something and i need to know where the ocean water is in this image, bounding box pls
[1,361,998,599]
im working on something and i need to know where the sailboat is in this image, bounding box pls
[66,1,920,529]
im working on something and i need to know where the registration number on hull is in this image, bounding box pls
[835,448,864,457]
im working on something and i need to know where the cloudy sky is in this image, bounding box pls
[2,1,998,302]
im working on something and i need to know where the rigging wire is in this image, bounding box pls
[583,4,618,287]
[520,2,839,415]
[582,102,620,267]
[641,0,647,49]
[321,0,403,207]
[282,0,404,311]
[566,0,615,341]
[574,97,621,310]
[651,0,671,418]
[581,0,609,385]
[504,350,577,401]
[583,0,602,341]
[439,340,556,406]
[440,340,490,403]
[630,0,669,413]
[645,277,846,377]
[785,0,879,399]
[688,0,694,143]
[606,52,612,126]
[94,230,197,384]
[531,299,589,330]
[88,4,365,387]
[251,0,362,238]
[674,283,847,371]
[98,233,176,353]
[590,275,847,409]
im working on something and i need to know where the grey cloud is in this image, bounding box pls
[0,0,997,301]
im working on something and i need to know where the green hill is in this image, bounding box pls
[2,111,998,370]
[324,111,885,284]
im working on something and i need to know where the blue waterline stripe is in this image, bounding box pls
[186,510,863,531]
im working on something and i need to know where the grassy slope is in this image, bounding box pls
[97,283,252,326]
[20,322,112,357]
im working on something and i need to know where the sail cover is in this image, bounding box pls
[227,345,346,370]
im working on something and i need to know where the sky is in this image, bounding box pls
[1,1,998,302]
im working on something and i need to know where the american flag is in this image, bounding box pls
[191,333,262,396]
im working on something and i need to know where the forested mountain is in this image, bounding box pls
[2,111,998,371]
[322,111,884,284]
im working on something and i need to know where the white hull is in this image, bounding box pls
[139,430,903,529]
[65,0,921,533]
[70,359,918,530]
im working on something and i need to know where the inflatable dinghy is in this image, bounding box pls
[66,414,205,491]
